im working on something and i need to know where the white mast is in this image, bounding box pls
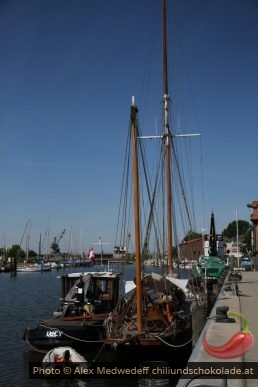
[236,208,239,267]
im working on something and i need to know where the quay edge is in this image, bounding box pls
[177,270,258,387]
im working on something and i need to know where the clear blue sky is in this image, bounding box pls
[1,0,257,254]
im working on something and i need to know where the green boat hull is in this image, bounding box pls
[192,255,226,280]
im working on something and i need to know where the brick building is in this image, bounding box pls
[178,237,204,261]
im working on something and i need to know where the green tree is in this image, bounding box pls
[222,220,251,239]
[241,227,252,255]
[28,250,37,257]
[7,244,26,259]
[222,220,252,255]
[182,230,202,242]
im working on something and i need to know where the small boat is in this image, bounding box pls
[192,256,226,281]
[17,263,51,272]
[24,270,121,352]
[42,346,88,372]
[17,265,42,272]
[17,221,52,272]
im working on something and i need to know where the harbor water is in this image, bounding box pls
[0,264,192,387]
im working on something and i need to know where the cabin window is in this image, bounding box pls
[96,279,113,294]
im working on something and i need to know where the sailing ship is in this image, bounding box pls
[102,0,204,361]
[17,220,52,272]
[24,0,206,365]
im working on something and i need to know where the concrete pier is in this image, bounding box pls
[177,271,258,386]
[239,271,258,386]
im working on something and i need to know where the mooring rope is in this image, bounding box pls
[39,323,106,343]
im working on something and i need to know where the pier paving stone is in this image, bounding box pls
[177,271,258,386]
[238,271,258,387]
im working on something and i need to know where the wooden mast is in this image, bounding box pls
[162,0,173,274]
[131,0,173,337]
[131,96,143,334]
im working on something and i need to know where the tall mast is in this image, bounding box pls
[209,211,217,256]
[162,0,173,274]
[236,208,239,267]
[131,96,143,334]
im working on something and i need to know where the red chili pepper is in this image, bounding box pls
[202,310,254,359]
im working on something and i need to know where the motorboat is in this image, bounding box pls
[24,270,121,352]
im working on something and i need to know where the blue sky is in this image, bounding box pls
[1,0,258,254]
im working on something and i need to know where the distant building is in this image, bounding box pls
[178,234,226,262]
[225,239,242,259]
[247,200,258,270]
[178,238,203,261]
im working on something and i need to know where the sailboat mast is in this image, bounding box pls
[39,233,42,261]
[162,0,173,274]
[131,96,143,334]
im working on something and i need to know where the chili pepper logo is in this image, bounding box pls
[203,310,254,359]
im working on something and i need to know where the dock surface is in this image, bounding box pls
[239,271,258,386]
[177,271,258,386]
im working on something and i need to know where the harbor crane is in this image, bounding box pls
[50,229,66,254]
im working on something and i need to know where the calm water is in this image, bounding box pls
[0,264,190,387]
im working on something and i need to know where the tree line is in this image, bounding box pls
[0,220,252,260]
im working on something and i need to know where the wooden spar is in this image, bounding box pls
[162,0,173,274]
[131,96,143,334]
